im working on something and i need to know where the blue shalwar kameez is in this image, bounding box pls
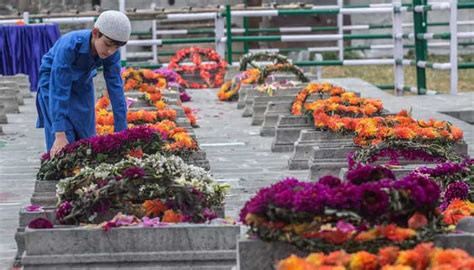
[36,29,127,151]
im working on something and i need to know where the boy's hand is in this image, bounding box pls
[51,132,68,157]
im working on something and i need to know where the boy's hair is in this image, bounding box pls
[98,31,127,47]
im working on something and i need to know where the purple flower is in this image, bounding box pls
[440,181,470,210]
[123,126,156,142]
[292,184,327,214]
[122,166,146,179]
[326,183,362,210]
[417,161,470,177]
[90,134,123,153]
[239,177,302,222]
[358,183,390,220]
[203,208,218,220]
[180,92,192,102]
[28,218,53,229]
[154,68,180,83]
[56,201,73,223]
[318,175,342,188]
[346,164,395,185]
[40,152,51,161]
[395,173,441,208]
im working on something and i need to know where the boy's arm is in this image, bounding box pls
[48,45,75,155]
[103,52,127,132]
[49,47,74,133]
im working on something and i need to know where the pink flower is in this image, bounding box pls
[25,205,44,212]
[141,217,164,227]
[28,218,53,229]
[336,220,356,233]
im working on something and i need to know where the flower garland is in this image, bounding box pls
[38,126,197,181]
[239,52,291,71]
[257,63,309,84]
[168,47,227,88]
[55,153,229,224]
[312,109,464,148]
[305,93,384,118]
[95,96,177,128]
[240,175,445,253]
[289,82,466,166]
[291,83,347,115]
[348,140,465,169]
[277,242,474,270]
[122,68,168,92]
[141,92,198,127]
[217,68,261,101]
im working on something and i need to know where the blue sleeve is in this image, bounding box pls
[103,52,127,132]
[49,43,74,133]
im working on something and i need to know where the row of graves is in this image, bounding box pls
[11,49,474,269]
[14,55,236,269]
[0,74,32,135]
[218,52,474,269]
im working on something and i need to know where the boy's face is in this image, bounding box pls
[92,28,121,59]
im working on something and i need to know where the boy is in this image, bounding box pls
[36,10,131,157]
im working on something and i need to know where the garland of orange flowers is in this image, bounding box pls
[277,242,474,270]
[168,47,227,89]
[122,68,167,92]
[217,69,261,101]
[95,96,177,129]
[291,83,347,115]
[142,92,198,127]
[305,93,384,117]
[290,84,464,147]
[312,109,464,146]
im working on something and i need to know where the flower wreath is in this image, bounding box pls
[216,69,261,101]
[348,139,465,169]
[291,83,347,115]
[258,63,309,84]
[168,47,227,89]
[239,52,291,71]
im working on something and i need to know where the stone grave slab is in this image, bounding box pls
[271,115,314,152]
[22,224,240,269]
[242,86,307,118]
[289,130,354,170]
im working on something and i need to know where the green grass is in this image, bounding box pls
[319,53,474,95]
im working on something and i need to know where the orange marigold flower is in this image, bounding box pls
[349,251,378,270]
[442,199,474,225]
[276,255,317,270]
[142,199,168,217]
[142,69,156,80]
[323,250,351,266]
[162,209,183,223]
[378,246,400,266]
[305,253,325,266]
[451,126,464,140]
[354,229,379,242]
[381,266,412,270]
[393,127,416,140]
[381,224,416,242]
[431,249,470,268]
